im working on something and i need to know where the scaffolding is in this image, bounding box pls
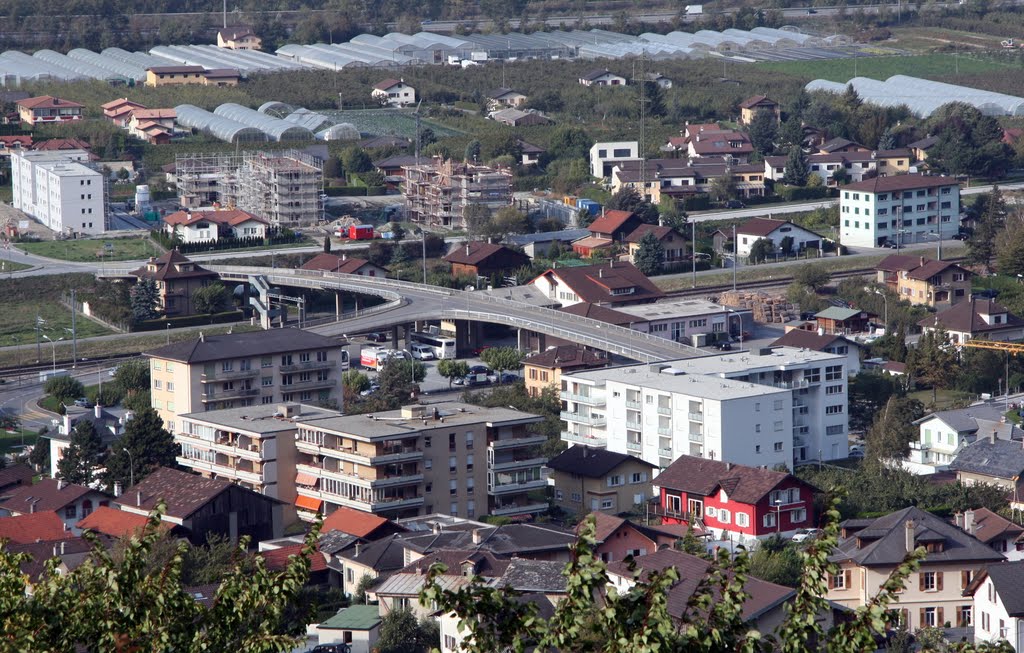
[174,149,324,227]
[403,158,513,229]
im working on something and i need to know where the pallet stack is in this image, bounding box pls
[719,290,800,324]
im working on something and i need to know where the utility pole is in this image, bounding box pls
[732,223,737,292]
[70,288,77,366]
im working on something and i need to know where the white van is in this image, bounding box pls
[410,343,436,360]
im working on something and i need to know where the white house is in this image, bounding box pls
[918,299,1024,345]
[163,208,269,243]
[50,405,132,480]
[590,141,640,179]
[371,79,416,107]
[770,329,863,376]
[316,605,381,653]
[969,561,1024,649]
[735,217,824,258]
[11,149,105,236]
[839,174,960,249]
[579,69,627,87]
[903,402,1020,475]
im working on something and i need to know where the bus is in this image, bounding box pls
[410,332,457,359]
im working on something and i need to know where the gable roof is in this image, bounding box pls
[322,506,396,539]
[8,537,93,581]
[915,403,1020,434]
[832,506,1005,567]
[624,224,680,244]
[521,345,607,371]
[337,532,407,572]
[536,261,664,305]
[819,137,864,153]
[587,210,637,235]
[558,302,638,325]
[949,436,1024,480]
[373,78,404,91]
[300,253,386,275]
[876,254,968,280]
[547,446,654,479]
[0,511,70,544]
[101,97,144,111]
[131,108,176,121]
[0,478,98,515]
[443,241,529,266]
[117,467,235,519]
[655,454,799,504]
[319,605,382,630]
[398,522,576,557]
[770,330,859,352]
[842,174,957,193]
[162,209,265,228]
[0,463,35,492]
[17,96,83,110]
[977,562,1024,616]
[129,249,216,282]
[76,506,153,538]
[737,217,817,238]
[909,135,939,150]
[260,543,328,572]
[968,508,1024,545]
[581,69,621,81]
[33,137,90,151]
[144,326,338,364]
[148,65,205,74]
[918,298,1024,334]
[739,95,777,109]
[815,306,865,322]
[219,25,256,40]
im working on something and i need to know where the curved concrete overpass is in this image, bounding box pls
[200,265,704,363]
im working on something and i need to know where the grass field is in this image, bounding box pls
[0,428,38,455]
[0,300,113,350]
[758,53,1010,82]
[655,253,890,292]
[909,388,975,410]
[19,237,162,262]
[0,259,31,273]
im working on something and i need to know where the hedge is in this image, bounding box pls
[150,230,304,254]
[135,310,247,331]
[776,185,836,202]
[325,186,368,197]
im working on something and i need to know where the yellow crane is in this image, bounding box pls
[960,340,1024,355]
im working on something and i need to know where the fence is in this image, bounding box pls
[62,295,129,333]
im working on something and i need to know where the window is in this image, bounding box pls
[449,456,457,473]
[466,454,473,471]
[166,382,174,392]
[65,506,77,519]
[805,368,820,383]
[791,508,807,523]
[450,502,458,516]
[424,459,432,470]
[607,475,624,487]
[825,365,843,381]
[982,612,990,632]
[736,512,749,527]
[826,405,844,414]
[466,478,474,494]
[222,361,233,372]
[280,355,292,366]
[449,433,456,451]
[763,512,776,527]
[705,506,717,518]
[571,492,582,503]
[774,421,783,432]
[774,442,783,452]
[826,384,843,395]
[262,376,273,387]
[826,425,845,435]
[450,480,457,495]
[631,472,647,484]
[153,379,163,390]
[831,572,847,589]
[923,607,937,627]
[773,400,783,410]
[424,436,431,448]
[921,571,937,592]
[555,489,564,501]
[601,498,614,510]
[299,352,311,363]
[958,605,973,628]
[261,357,272,368]
[466,432,474,449]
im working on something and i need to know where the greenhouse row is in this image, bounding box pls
[806,75,1024,117]
[177,102,360,143]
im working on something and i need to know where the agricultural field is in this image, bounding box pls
[757,52,1010,83]
[18,237,162,262]
[0,298,113,351]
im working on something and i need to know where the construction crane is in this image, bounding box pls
[960,340,1024,355]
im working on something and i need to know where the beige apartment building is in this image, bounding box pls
[829,507,1004,631]
[175,402,337,524]
[145,328,345,433]
[292,402,547,522]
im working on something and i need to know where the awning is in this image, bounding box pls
[295,495,322,512]
[295,472,319,487]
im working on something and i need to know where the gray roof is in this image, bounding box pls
[815,306,866,321]
[337,533,406,573]
[179,403,341,435]
[915,403,1021,435]
[305,402,542,440]
[547,446,653,479]
[949,437,1024,480]
[144,327,340,364]
[399,522,575,556]
[507,228,589,246]
[497,559,567,593]
[982,562,1024,617]
[318,531,359,555]
[831,506,1005,568]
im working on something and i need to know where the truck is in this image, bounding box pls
[38,369,69,383]
[685,5,703,14]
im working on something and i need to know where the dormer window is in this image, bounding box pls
[611,287,635,296]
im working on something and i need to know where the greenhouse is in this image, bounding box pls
[805,74,1024,117]
[175,104,267,143]
[282,107,336,132]
[33,50,123,82]
[214,103,314,141]
[316,123,361,141]
[67,49,148,82]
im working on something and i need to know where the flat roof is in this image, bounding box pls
[39,161,98,177]
[299,401,543,439]
[566,363,788,400]
[615,298,748,321]
[179,403,342,435]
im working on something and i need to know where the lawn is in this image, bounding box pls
[655,253,891,292]
[0,259,31,273]
[0,299,113,350]
[908,388,975,411]
[0,428,38,455]
[758,53,1009,83]
[19,237,162,262]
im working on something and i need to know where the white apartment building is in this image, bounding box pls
[560,347,849,469]
[838,174,960,249]
[590,141,640,179]
[11,149,105,235]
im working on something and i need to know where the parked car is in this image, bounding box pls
[359,383,380,397]
[791,528,820,543]
[724,200,746,209]
[365,332,389,343]
[952,233,969,241]
[884,241,899,249]
[472,345,493,356]
[468,365,491,376]
[73,398,93,408]
[714,341,733,351]
[305,645,351,653]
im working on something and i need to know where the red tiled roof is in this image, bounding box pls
[300,253,386,275]
[624,224,678,244]
[373,78,403,91]
[535,261,664,305]
[17,95,83,109]
[0,512,70,544]
[656,454,805,505]
[444,241,529,266]
[842,174,958,193]
[322,507,391,539]
[0,463,34,491]
[739,95,776,109]
[101,98,142,111]
[130,249,217,282]
[131,108,176,120]
[521,345,607,370]
[587,210,636,235]
[969,507,1024,545]
[116,467,232,519]
[163,209,265,228]
[32,138,91,151]
[0,135,32,148]
[918,298,1024,334]
[76,506,153,538]
[261,543,328,572]
[737,217,812,238]
[0,478,97,515]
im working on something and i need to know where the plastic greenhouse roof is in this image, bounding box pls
[284,108,336,132]
[176,104,268,143]
[805,74,1024,118]
[34,50,122,81]
[67,49,147,80]
[214,103,313,141]
[316,123,361,141]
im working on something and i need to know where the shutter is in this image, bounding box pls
[955,607,963,628]
[919,608,926,629]
[937,607,944,627]
[961,570,969,590]
[936,571,943,592]
[828,573,835,590]
[919,573,925,592]
[845,570,852,589]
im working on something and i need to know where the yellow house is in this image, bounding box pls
[828,507,1004,631]
[874,148,913,174]
[739,95,780,126]
[217,25,262,50]
[146,65,206,87]
[522,345,607,398]
[546,446,656,515]
[876,254,972,308]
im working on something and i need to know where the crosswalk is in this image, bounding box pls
[19,405,58,428]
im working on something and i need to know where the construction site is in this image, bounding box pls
[402,159,513,229]
[173,150,324,227]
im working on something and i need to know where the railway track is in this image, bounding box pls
[0,352,141,378]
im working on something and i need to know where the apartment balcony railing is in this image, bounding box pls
[560,411,606,426]
[560,431,607,447]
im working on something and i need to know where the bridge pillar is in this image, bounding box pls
[390,325,400,349]
[335,291,340,320]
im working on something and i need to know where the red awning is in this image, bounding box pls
[295,495,322,512]
[295,472,319,487]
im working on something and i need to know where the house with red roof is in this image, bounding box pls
[163,208,268,243]
[735,217,823,258]
[654,455,818,545]
[0,511,72,544]
[128,108,176,144]
[443,241,530,280]
[300,253,389,278]
[573,209,644,257]
[918,298,1024,344]
[0,478,110,535]
[76,505,156,539]
[371,79,416,107]
[739,95,780,126]
[687,129,754,163]
[529,261,664,308]
[101,98,146,127]
[322,506,406,541]
[0,135,32,159]
[0,463,34,495]
[581,512,688,564]
[260,542,330,584]
[16,96,83,126]
[876,254,972,308]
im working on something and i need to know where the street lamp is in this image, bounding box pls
[122,447,135,488]
[926,230,942,261]
[41,335,63,373]
[865,287,888,334]
[415,228,427,284]
[773,498,782,535]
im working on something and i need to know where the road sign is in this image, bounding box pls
[104,242,114,251]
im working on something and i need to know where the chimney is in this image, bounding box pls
[725,462,732,471]
[354,542,361,557]
[56,479,65,491]
[94,404,102,419]
[432,522,442,535]
[920,256,926,266]
[964,509,975,535]
[472,529,484,545]
[60,541,65,555]
[817,327,825,336]
[113,481,122,497]
[599,268,603,278]
[904,520,916,553]
[466,244,470,257]
[136,491,142,507]
[199,332,205,342]
[991,430,997,444]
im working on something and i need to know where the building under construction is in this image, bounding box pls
[174,150,323,227]
[402,159,513,229]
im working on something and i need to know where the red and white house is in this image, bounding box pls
[654,455,817,545]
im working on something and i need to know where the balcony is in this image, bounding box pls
[794,425,809,435]
[371,447,423,465]
[176,455,266,485]
[175,433,265,461]
[200,368,259,383]
[296,462,422,489]
[656,406,671,415]
[281,377,335,391]
[491,457,546,473]
[489,434,548,451]
[657,427,672,436]
[490,501,548,516]
[688,412,704,422]
[658,446,673,457]
[772,380,809,390]
[297,485,424,513]
[687,433,703,443]
[200,388,259,402]
[560,431,607,447]
[625,420,642,430]
[560,411,606,426]
[489,478,548,495]
[279,359,334,373]
[626,441,642,453]
[559,391,605,405]
[625,400,642,409]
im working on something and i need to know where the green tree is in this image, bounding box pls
[323,235,332,253]
[124,389,152,413]
[785,281,826,314]
[778,117,805,150]
[104,408,177,490]
[925,102,1012,178]
[191,282,231,315]
[865,396,925,463]
[547,126,593,161]
[342,369,371,394]
[848,372,899,433]
[464,203,493,240]
[996,211,1024,277]
[632,231,664,276]
[323,155,343,180]
[782,145,809,186]
[877,126,897,150]
[792,264,831,291]
[437,359,470,389]
[748,536,803,587]
[113,360,150,397]
[0,504,320,652]
[28,436,50,471]
[377,609,434,653]
[56,419,106,485]
[130,278,159,322]
[44,376,85,403]
[606,187,658,225]
[485,207,530,241]
[480,347,524,383]
[341,147,372,174]
[465,139,481,163]
[377,358,426,406]
[969,186,1007,272]
[747,109,778,157]
[709,172,738,203]
[391,223,406,242]
[748,238,774,264]
[909,327,960,404]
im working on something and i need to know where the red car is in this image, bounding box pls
[472,345,492,356]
